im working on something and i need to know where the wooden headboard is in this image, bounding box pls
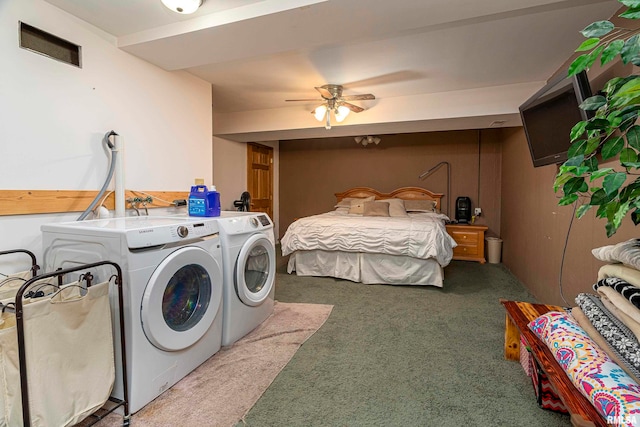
[334,187,443,210]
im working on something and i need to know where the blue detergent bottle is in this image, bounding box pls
[188,185,221,217]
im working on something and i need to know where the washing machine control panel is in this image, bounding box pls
[126,220,219,248]
[177,225,189,238]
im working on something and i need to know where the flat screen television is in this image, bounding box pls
[519,71,593,167]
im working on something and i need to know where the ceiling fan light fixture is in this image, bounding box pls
[286,84,374,130]
[161,0,203,14]
[355,135,381,147]
[314,105,328,121]
[334,105,350,122]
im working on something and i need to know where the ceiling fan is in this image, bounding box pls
[286,84,375,129]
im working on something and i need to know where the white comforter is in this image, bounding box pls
[281,211,457,266]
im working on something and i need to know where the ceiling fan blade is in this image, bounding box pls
[315,86,334,99]
[340,102,365,113]
[340,94,375,101]
[285,98,323,102]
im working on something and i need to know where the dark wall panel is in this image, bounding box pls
[279,130,502,240]
[500,127,638,305]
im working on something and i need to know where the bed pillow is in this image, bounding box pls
[592,238,640,270]
[335,197,356,209]
[362,201,390,217]
[336,196,375,209]
[348,198,370,214]
[379,198,408,217]
[404,199,437,213]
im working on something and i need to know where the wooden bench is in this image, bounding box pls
[500,299,611,427]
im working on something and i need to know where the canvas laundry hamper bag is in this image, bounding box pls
[0,308,21,426]
[0,280,115,427]
[0,273,58,307]
[0,270,33,302]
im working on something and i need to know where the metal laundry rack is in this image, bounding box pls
[5,255,131,426]
[0,248,40,279]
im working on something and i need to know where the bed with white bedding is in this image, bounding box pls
[281,187,457,287]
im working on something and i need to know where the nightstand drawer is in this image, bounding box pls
[445,224,488,264]
[448,231,479,243]
[453,244,479,257]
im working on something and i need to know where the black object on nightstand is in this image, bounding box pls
[455,196,471,224]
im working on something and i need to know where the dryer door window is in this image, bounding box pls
[141,246,222,351]
[235,234,275,307]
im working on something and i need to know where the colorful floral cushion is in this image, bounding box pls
[529,311,640,426]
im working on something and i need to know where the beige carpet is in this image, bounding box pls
[84,301,333,427]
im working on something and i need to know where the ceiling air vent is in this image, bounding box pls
[19,22,81,68]
[489,120,507,128]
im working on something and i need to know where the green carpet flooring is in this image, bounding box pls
[238,260,571,426]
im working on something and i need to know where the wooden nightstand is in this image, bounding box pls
[445,223,488,263]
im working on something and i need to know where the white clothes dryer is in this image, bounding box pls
[216,211,276,346]
[41,216,224,414]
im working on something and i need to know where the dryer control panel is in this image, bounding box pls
[218,214,273,235]
[257,215,271,226]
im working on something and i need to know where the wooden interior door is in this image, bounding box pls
[247,143,273,218]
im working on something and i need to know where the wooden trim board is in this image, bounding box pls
[0,190,189,216]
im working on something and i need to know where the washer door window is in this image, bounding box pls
[141,246,222,351]
[235,234,275,307]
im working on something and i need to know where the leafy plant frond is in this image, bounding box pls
[552,1,640,235]
[556,2,640,236]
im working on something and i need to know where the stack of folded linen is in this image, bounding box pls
[578,238,640,383]
[528,238,640,426]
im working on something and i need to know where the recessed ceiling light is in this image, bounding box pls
[161,0,204,14]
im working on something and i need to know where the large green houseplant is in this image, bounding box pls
[554,0,640,237]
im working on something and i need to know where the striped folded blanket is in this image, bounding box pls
[572,306,640,383]
[594,277,640,309]
[596,286,640,342]
[575,293,640,376]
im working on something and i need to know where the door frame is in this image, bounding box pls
[246,142,274,218]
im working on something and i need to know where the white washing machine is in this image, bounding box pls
[216,211,276,346]
[41,216,224,414]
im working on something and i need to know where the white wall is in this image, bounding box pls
[212,137,280,239]
[212,137,247,210]
[0,0,212,269]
